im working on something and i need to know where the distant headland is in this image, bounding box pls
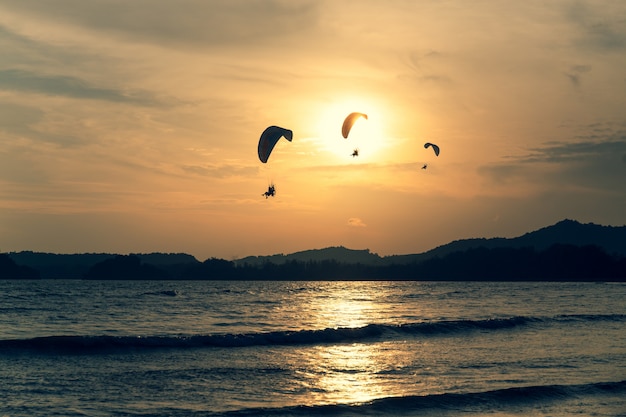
[2,219,625,281]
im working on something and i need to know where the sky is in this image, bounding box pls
[1,0,625,261]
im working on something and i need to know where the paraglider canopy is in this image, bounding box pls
[342,112,368,139]
[258,126,293,163]
[424,142,440,156]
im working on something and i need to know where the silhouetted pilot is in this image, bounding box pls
[352,149,359,157]
[263,185,276,198]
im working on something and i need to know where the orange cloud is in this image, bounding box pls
[347,217,366,227]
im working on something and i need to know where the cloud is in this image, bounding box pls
[0,69,161,105]
[564,64,592,86]
[0,0,319,49]
[397,49,453,85]
[520,136,626,164]
[181,163,258,179]
[566,2,626,52]
[0,101,44,132]
[347,217,367,227]
[0,101,86,147]
[479,130,626,194]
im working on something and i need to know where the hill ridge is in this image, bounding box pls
[382,219,626,265]
[5,219,626,278]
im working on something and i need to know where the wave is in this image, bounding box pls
[1,314,623,353]
[141,290,179,297]
[555,313,626,322]
[214,380,626,416]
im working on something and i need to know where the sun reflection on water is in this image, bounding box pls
[293,282,405,406]
[302,343,389,405]
[304,283,381,330]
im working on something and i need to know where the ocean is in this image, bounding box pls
[1,280,625,416]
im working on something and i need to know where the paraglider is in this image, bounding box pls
[351,149,359,157]
[258,126,293,163]
[258,126,291,199]
[424,142,440,156]
[263,183,276,199]
[342,112,368,139]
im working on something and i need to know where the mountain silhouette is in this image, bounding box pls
[234,219,626,266]
[4,219,625,280]
[234,246,382,267]
[383,219,626,265]
[0,253,39,279]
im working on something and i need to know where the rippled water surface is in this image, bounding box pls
[1,280,625,416]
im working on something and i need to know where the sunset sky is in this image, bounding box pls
[1,0,625,261]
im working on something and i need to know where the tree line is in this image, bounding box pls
[2,243,625,281]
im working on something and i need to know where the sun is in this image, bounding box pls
[315,99,389,162]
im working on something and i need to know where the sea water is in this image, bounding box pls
[1,280,625,416]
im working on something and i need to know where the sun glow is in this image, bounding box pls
[315,99,390,163]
